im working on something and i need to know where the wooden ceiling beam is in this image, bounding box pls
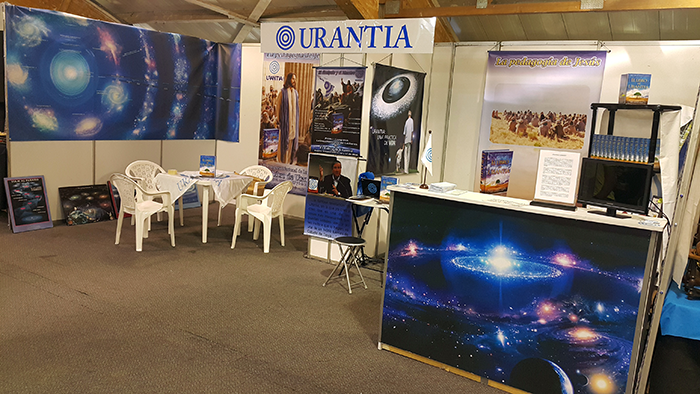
[260,6,346,20]
[117,10,226,24]
[184,0,259,27]
[232,0,272,42]
[399,0,456,42]
[8,0,123,23]
[335,0,379,20]
[386,0,700,18]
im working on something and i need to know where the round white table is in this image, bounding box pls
[156,170,252,243]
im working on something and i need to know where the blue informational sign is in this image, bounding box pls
[303,194,352,240]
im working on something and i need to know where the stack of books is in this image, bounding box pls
[590,135,659,163]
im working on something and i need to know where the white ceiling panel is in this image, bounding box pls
[609,10,660,41]
[518,13,568,41]
[561,12,613,42]
[478,14,527,42]
[449,17,490,41]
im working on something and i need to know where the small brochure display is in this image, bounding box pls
[619,73,651,105]
[532,150,580,209]
[4,175,52,233]
[199,155,216,177]
[480,149,513,195]
[59,184,115,225]
[380,176,398,202]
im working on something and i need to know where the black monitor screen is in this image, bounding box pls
[577,158,652,215]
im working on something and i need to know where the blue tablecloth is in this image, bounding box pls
[660,283,700,341]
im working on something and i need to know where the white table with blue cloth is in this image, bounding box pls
[156,170,251,243]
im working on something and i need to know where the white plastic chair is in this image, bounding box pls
[110,173,175,252]
[217,165,273,226]
[126,160,185,226]
[231,181,292,253]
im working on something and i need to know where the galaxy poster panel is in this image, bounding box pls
[259,53,320,195]
[381,192,655,394]
[4,5,238,141]
[368,64,425,176]
[4,176,53,233]
[311,67,365,157]
[215,43,243,142]
[478,51,606,200]
[59,184,115,225]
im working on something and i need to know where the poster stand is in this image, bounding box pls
[4,175,53,233]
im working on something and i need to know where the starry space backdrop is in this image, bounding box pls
[381,192,655,394]
[4,5,241,142]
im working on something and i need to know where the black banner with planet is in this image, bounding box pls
[368,64,425,176]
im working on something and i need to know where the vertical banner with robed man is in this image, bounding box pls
[259,53,320,195]
[368,64,426,176]
[311,67,365,156]
[478,51,606,200]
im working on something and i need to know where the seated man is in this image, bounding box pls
[319,160,352,198]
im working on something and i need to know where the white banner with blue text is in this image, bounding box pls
[261,18,436,54]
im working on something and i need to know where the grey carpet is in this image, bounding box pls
[0,208,504,393]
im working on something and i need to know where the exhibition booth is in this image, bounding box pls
[4,4,700,394]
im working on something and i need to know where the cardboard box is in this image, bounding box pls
[619,73,651,105]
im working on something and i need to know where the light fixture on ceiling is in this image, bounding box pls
[580,0,604,10]
[476,0,487,9]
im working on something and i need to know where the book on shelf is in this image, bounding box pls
[590,135,659,163]
[480,149,513,195]
[619,73,651,105]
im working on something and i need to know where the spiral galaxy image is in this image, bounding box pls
[381,192,654,394]
[5,5,240,141]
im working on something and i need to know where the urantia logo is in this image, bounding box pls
[274,24,414,51]
[276,26,295,51]
[269,61,280,74]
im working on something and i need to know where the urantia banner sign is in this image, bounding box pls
[261,18,436,54]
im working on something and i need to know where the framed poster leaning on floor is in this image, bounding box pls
[4,175,52,233]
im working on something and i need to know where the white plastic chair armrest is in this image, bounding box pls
[143,189,173,206]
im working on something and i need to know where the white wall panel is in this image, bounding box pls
[600,43,700,106]
[162,140,216,174]
[443,44,490,191]
[95,140,162,184]
[422,45,454,185]
[9,141,93,221]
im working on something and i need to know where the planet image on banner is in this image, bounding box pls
[509,358,574,394]
[50,50,91,96]
[75,117,103,137]
[13,14,49,48]
[6,63,29,90]
[371,72,419,120]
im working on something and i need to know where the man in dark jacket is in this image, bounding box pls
[319,160,352,198]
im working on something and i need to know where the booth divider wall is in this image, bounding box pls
[9,41,700,222]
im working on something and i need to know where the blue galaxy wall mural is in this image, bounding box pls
[381,192,654,394]
[5,5,241,142]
